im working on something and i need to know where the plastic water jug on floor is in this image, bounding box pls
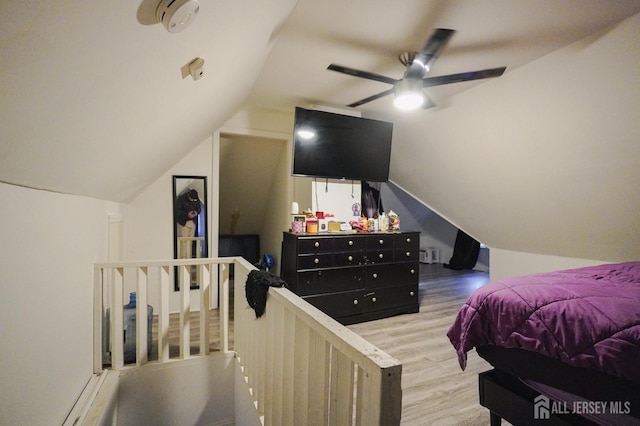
[122,292,153,364]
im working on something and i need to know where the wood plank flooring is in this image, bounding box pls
[347,264,495,425]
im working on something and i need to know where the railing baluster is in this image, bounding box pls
[257,300,267,414]
[293,317,310,425]
[199,263,210,355]
[110,267,124,369]
[281,307,295,425]
[179,265,191,359]
[158,265,170,362]
[355,365,365,426]
[264,298,280,426]
[329,348,355,426]
[219,263,229,353]
[308,332,330,425]
[135,267,148,366]
[211,261,219,310]
[93,267,104,374]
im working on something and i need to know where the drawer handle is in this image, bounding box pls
[314,241,320,248]
[406,237,411,243]
[410,291,415,296]
[371,297,377,303]
[378,253,384,259]
[348,255,353,261]
[353,300,358,305]
[379,239,384,245]
[406,251,411,257]
[372,273,378,279]
[314,258,320,264]
[348,240,354,246]
[410,269,416,274]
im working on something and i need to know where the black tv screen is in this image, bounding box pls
[292,107,393,182]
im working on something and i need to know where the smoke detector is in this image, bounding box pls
[156,0,200,34]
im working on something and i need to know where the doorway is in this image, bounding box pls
[217,132,290,273]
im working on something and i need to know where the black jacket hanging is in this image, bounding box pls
[245,270,287,318]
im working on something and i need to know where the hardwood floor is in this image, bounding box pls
[347,264,495,425]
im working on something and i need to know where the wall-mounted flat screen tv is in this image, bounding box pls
[292,107,393,182]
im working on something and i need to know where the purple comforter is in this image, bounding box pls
[447,262,640,384]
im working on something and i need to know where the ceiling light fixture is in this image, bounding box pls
[156,0,200,34]
[393,79,425,111]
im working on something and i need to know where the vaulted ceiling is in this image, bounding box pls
[2,0,638,202]
[1,1,639,261]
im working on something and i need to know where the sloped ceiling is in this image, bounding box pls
[246,1,640,117]
[1,1,639,261]
[2,1,639,204]
[0,0,296,201]
[389,14,640,261]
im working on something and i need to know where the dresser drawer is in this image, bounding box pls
[364,249,393,264]
[296,267,365,296]
[361,284,419,313]
[332,252,366,267]
[333,235,366,252]
[394,247,420,262]
[298,253,333,270]
[304,290,364,318]
[366,262,419,289]
[394,233,419,250]
[366,235,394,250]
[297,236,334,254]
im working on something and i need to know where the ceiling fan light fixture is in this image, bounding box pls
[328,29,505,111]
[413,58,429,72]
[393,79,424,111]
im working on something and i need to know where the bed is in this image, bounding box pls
[447,262,640,425]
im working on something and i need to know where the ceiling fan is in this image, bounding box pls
[327,28,506,110]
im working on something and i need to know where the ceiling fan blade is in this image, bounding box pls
[347,88,395,108]
[422,66,506,87]
[328,64,398,85]
[406,28,455,79]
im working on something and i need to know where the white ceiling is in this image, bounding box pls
[247,0,640,117]
[1,0,639,202]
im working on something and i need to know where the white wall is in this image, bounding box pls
[310,179,362,223]
[260,136,294,270]
[389,14,640,274]
[125,136,213,312]
[125,136,213,261]
[489,248,604,281]
[0,182,118,425]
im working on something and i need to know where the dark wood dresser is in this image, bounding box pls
[280,231,420,325]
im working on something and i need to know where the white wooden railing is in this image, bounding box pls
[93,257,232,371]
[234,259,402,426]
[92,257,402,426]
